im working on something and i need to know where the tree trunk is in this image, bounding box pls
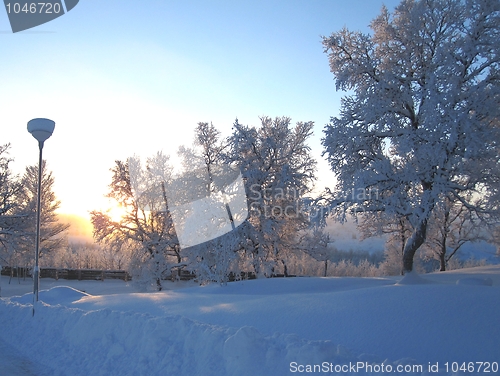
[400,230,406,276]
[439,208,450,272]
[154,256,162,291]
[403,218,428,273]
[439,253,446,271]
[280,259,288,277]
[324,259,328,277]
[439,241,447,272]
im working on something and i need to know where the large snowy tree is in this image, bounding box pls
[227,116,316,276]
[321,0,500,272]
[178,122,241,285]
[91,153,180,290]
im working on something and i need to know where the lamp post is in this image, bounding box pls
[27,118,55,316]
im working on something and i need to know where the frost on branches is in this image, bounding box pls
[178,122,243,285]
[91,153,181,291]
[320,0,500,272]
[227,117,317,277]
[90,118,318,288]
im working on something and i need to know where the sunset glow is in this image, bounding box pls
[1,0,401,220]
[106,204,129,224]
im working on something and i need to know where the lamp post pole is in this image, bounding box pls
[33,139,43,305]
[27,118,55,316]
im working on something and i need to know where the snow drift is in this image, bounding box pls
[0,266,499,375]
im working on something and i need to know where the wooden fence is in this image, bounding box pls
[1,267,131,281]
[1,268,272,283]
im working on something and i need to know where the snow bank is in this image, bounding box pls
[0,300,359,376]
[396,270,433,285]
[456,277,493,286]
[0,267,499,375]
[10,286,90,305]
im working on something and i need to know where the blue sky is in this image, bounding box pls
[1,0,401,218]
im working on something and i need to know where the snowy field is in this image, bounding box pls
[0,266,499,376]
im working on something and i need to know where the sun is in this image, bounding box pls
[106,203,128,223]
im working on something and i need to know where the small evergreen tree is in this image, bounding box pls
[16,161,70,265]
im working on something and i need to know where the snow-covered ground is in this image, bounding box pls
[1,266,499,375]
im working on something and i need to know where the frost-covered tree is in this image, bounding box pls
[186,230,241,285]
[0,149,68,273]
[423,195,490,271]
[0,144,18,226]
[0,144,25,268]
[301,229,331,276]
[227,117,316,276]
[321,0,500,273]
[178,122,227,171]
[179,122,242,285]
[16,161,70,265]
[91,153,180,291]
[360,212,412,275]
